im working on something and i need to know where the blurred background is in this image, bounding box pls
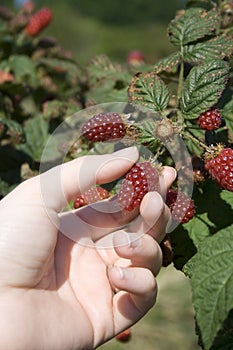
[4,0,184,65]
[0,0,201,348]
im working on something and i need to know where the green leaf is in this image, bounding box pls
[186,182,233,247]
[17,115,49,162]
[183,35,233,64]
[189,225,233,350]
[0,117,25,143]
[42,100,69,120]
[8,55,38,86]
[128,71,170,112]
[154,52,181,74]
[38,57,82,78]
[221,92,233,141]
[86,84,129,104]
[135,120,160,152]
[220,190,233,210]
[86,54,131,104]
[168,8,220,46]
[185,122,206,156]
[180,59,230,119]
[87,54,131,86]
[174,181,233,273]
[170,225,197,270]
[210,309,233,350]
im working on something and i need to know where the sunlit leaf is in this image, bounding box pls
[168,7,220,46]
[128,71,170,112]
[180,59,230,119]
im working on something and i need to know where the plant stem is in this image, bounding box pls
[182,130,209,151]
[177,45,184,102]
[176,45,184,126]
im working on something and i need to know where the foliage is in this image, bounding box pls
[0,3,86,191]
[39,0,181,26]
[0,1,233,349]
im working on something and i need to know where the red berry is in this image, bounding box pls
[115,328,132,342]
[165,189,195,223]
[26,8,52,37]
[196,108,222,131]
[204,145,233,192]
[73,187,109,209]
[127,50,144,66]
[81,112,126,142]
[117,162,160,212]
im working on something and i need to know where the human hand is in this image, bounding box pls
[0,146,176,350]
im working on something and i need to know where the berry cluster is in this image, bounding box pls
[26,8,52,37]
[117,162,160,212]
[81,112,126,142]
[73,187,109,209]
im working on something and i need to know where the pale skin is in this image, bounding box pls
[0,146,176,350]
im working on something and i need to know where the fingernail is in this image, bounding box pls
[163,167,177,183]
[140,192,164,227]
[113,146,138,158]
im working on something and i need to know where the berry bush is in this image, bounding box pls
[0,1,233,349]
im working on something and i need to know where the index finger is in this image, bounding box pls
[40,146,139,212]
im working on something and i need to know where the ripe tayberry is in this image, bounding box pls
[81,112,126,142]
[165,189,195,223]
[26,8,52,36]
[73,187,110,209]
[117,162,160,212]
[196,108,222,131]
[204,145,233,192]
